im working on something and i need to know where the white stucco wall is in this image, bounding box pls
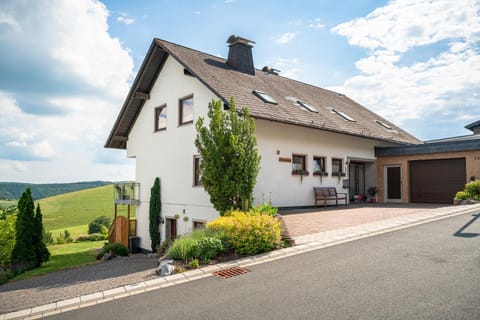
[127,56,219,250]
[253,119,383,207]
[124,56,393,250]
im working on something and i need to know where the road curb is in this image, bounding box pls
[3,204,479,320]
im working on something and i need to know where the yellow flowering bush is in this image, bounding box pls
[208,210,281,255]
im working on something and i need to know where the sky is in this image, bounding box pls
[0,0,479,183]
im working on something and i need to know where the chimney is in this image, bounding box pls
[226,35,255,75]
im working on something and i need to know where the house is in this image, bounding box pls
[105,35,426,251]
[376,121,480,204]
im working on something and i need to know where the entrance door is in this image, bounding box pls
[386,166,401,201]
[165,218,177,240]
[349,162,365,200]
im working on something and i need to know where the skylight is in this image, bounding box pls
[297,101,318,113]
[332,109,355,122]
[252,90,277,104]
[376,120,392,129]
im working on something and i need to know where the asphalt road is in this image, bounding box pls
[47,212,480,320]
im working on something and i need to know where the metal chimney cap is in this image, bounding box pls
[227,35,255,46]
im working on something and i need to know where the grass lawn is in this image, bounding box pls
[12,241,105,281]
[39,184,136,232]
[50,225,89,239]
[0,200,17,209]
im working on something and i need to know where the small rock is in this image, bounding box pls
[156,258,174,276]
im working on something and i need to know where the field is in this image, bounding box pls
[13,241,105,281]
[39,184,136,237]
[0,200,16,209]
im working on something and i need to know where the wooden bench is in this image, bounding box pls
[314,187,348,208]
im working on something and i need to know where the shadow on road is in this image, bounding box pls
[453,213,480,238]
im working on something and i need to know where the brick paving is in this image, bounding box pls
[280,203,446,237]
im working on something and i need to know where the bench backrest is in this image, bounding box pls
[314,187,337,197]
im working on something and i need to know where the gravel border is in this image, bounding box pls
[0,254,158,314]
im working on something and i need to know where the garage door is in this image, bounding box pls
[409,158,466,204]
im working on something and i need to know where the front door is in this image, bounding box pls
[349,162,365,200]
[386,166,402,201]
[165,218,177,240]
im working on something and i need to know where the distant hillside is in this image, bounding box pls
[39,184,135,232]
[0,181,111,200]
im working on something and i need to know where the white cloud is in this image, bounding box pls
[275,32,296,44]
[117,13,135,25]
[0,1,134,182]
[308,18,325,29]
[272,57,302,80]
[224,0,236,3]
[331,0,480,137]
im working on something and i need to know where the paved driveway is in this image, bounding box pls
[280,203,447,238]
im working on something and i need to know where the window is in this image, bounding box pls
[179,95,194,125]
[313,156,327,175]
[252,90,278,104]
[297,101,318,113]
[332,158,344,176]
[193,220,206,230]
[154,105,167,131]
[292,154,307,174]
[193,156,202,186]
[376,120,392,130]
[332,109,355,122]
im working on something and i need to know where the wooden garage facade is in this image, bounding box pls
[375,135,480,204]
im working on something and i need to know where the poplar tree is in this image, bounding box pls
[33,204,50,267]
[195,98,260,214]
[11,188,36,270]
[149,177,161,252]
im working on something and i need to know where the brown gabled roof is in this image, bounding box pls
[106,38,421,149]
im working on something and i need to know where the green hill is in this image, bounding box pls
[0,181,111,200]
[38,184,136,233]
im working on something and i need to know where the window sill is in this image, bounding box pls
[292,170,309,176]
[331,173,346,177]
[179,121,194,127]
[313,172,329,176]
[154,128,167,132]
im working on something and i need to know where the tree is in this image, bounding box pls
[195,98,261,214]
[10,188,50,271]
[33,204,50,267]
[149,177,161,252]
[10,188,36,270]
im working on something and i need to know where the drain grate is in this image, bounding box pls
[213,266,250,279]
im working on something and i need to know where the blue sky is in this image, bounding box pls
[0,0,479,183]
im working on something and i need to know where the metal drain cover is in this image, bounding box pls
[213,266,250,279]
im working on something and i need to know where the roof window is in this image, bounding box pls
[297,101,318,113]
[376,120,392,129]
[332,109,355,122]
[252,90,277,104]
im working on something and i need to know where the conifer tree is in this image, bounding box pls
[33,204,50,267]
[195,98,261,214]
[149,177,161,252]
[11,188,36,270]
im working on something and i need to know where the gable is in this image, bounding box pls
[106,38,421,149]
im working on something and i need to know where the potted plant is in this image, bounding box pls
[367,186,378,203]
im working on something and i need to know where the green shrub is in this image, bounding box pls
[0,271,14,285]
[455,191,469,200]
[208,211,281,255]
[188,258,199,269]
[76,233,107,242]
[157,239,173,255]
[465,181,480,200]
[102,242,129,256]
[56,230,73,244]
[253,203,278,216]
[88,216,112,234]
[43,230,56,245]
[193,237,223,263]
[167,236,197,262]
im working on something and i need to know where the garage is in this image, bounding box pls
[409,158,466,204]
